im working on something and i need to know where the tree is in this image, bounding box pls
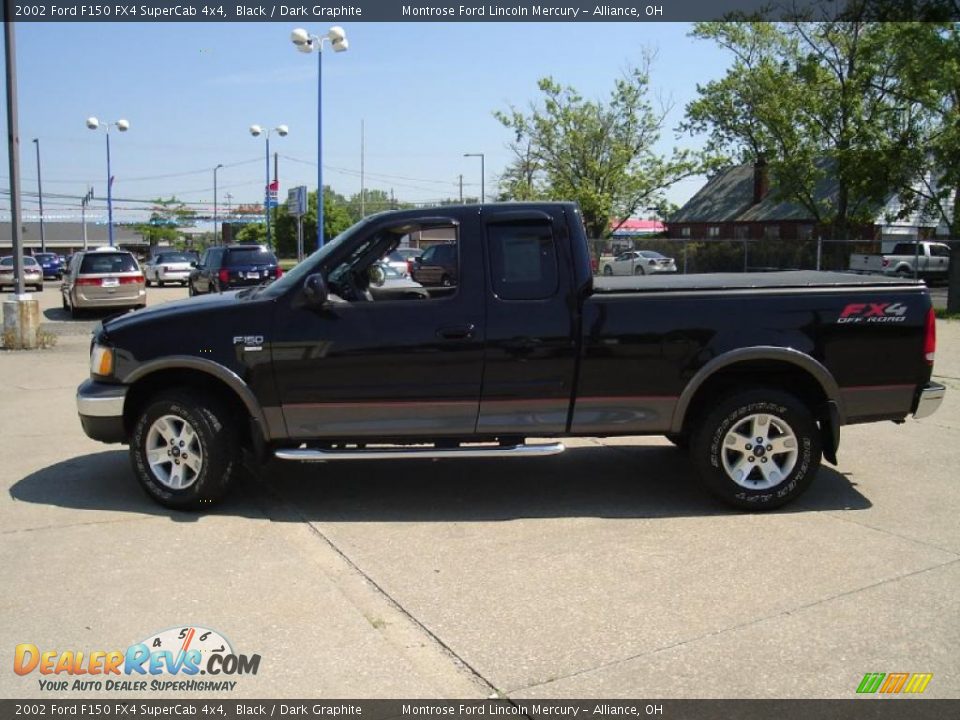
[234,223,267,245]
[683,20,933,238]
[272,187,355,257]
[132,197,196,248]
[495,58,699,238]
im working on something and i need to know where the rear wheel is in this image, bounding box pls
[130,390,239,510]
[691,388,821,510]
[157,280,165,288]
[634,265,646,275]
[602,265,613,276]
[440,275,452,287]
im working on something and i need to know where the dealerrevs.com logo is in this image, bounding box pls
[13,626,260,692]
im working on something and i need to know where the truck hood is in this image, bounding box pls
[102,290,253,334]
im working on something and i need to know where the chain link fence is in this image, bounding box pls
[590,237,888,275]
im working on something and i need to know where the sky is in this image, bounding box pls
[1,21,731,227]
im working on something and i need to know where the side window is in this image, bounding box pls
[420,246,436,263]
[930,245,950,258]
[487,220,559,301]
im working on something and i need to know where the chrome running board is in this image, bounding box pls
[274,442,566,462]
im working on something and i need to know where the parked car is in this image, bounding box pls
[384,250,412,278]
[75,202,943,511]
[143,251,194,287]
[188,245,281,295]
[601,250,677,276]
[0,256,44,291]
[850,241,950,279]
[368,262,429,301]
[33,252,63,280]
[410,243,458,287]
[61,248,145,318]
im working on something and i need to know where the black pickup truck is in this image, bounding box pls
[76,202,944,510]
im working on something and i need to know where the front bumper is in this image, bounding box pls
[77,379,127,443]
[914,382,945,420]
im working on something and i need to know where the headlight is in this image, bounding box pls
[90,344,114,377]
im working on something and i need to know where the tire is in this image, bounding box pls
[602,265,613,276]
[157,280,165,288]
[634,266,646,275]
[34,284,44,292]
[440,275,452,287]
[691,388,821,510]
[69,304,82,319]
[129,390,239,510]
[188,282,196,297]
[145,277,152,288]
[61,295,68,311]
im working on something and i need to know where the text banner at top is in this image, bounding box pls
[5,0,960,23]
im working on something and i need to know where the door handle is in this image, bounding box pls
[437,324,475,340]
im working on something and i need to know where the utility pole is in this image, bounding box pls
[360,119,365,218]
[4,10,40,349]
[32,138,45,253]
[459,174,463,203]
[81,188,93,250]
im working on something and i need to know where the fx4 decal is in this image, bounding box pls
[837,302,908,324]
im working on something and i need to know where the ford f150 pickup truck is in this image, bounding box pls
[850,240,951,279]
[76,203,945,511]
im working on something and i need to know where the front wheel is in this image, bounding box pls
[129,391,240,510]
[602,265,613,276]
[691,389,821,510]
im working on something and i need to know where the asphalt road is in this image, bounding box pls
[1,281,958,699]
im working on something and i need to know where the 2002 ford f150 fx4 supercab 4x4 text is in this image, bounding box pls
[76,203,945,510]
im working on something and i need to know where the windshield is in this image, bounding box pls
[35,253,57,262]
[1,257,39,267]
[259,216,379,298]
[80,253,138,274]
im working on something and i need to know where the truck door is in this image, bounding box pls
[477,209,579,434]
[270,212,486,439]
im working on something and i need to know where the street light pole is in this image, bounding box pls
[291,26,349,250]
[213,163,223,246]
[86,116,129,247]
[249,125,288,250]
[464,152,485,203]
[32,138,45,253]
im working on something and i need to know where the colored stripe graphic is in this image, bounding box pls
[857,673,885,693]
[903,673,934,694]
[879,673,910,693]
[856,672,933,694]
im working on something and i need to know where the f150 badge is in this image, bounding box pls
[233,335,265,351]
[837,302,908,324]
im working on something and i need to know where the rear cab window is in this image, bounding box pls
[487,220,559,301]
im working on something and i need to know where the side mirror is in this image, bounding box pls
[414,256,423,264]
[368,264,386,287]
[303,273,328,306]
[190,261,198,268]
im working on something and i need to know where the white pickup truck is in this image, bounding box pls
[850,241,951,278]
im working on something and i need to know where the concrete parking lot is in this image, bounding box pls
[1,281,958,699]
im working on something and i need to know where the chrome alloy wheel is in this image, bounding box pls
[720,413,798,490]
[145,414,204,489]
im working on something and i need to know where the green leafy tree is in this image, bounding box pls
[496,57,700,238]
[273,187,355,257]
[234,223,267,245]
[132,197,196,249]
[683,20,931,238]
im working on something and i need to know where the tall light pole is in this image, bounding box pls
[32,138,45,253]
[213,163,223,246]
[86,116,129,246]
[464,153,485,204]
[290,25,349,250]
[249,124,288,249]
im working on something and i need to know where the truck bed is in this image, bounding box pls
[592,270,922,294]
